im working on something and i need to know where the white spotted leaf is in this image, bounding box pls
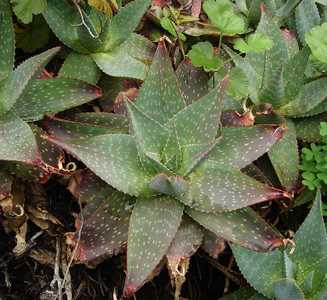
[125,196,183,295]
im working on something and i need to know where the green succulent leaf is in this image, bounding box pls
[43,0,90,53]
[125,196,183,295]
[207,125,284,169]
[166,217,203,259]
[187,42,223,71]
[102,0,150,51]
[268,119,299,191]
[11,0,47,24]
[305,23,327,64]
[0,47,60,114]
[294,115,325,143]
[92,33,154,80]
[231,190,326,298]
[46,134,151,196]
[0,0,14,82]
[203,0,246,35]
[59,52,101,85]
[273,279,305,300]
[44,116,128,140]
[70,172,131,263]
[187,206,284,252]
[234,33,273,53]
[126,100,170,160]
[13,78,101,121]
[295,0,320,45]
[279,78,327,116]
[0,112,38,163]
[134,41,185,124]
[176,59,209,105]
[180,161,286,213]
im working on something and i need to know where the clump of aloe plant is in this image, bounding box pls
[0,0,101,180]
[46,40,292,296]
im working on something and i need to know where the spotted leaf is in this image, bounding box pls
[180,161,287,213]
[68,171,131,263]
[134,41,185,125]
[268,119,299,191]
[59,52,101,85]
[207,125,285,169]
[124,196,183,295]
[0,47,60,114]
[176,59,209,105]
[0,111,38,163]
[0,0,14,82]
[13,78,101,121]
[46,134,151,196]
[187,206,284,252]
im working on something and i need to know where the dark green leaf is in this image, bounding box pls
[0,0,14,82]
[268,119,299,191]
[188,206,284,251]
[13,78,101,121]
[125,196,183,295]
[11,0,47,24]
[59,52,101,85]
[305,23,327,64]
[273,279,305,300]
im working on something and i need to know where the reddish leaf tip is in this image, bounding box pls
[260,3,266,13]
[123,281,138,298]
[94,86,102,98]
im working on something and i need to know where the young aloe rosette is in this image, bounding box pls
[43,0,155,81]
[45,40,291,295]
[0,0,102,179]
[231,191,327,300]
[224,6,327,193]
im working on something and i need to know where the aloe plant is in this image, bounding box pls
[225,7,327,193]
[0,0,101,179]
[43,0,155,81]
[231,191,327,300]
[43,40,293,295]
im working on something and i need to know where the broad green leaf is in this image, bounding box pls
[207,125,284,169]
[176,59,209,104]
[43,0,91,53]
[0,47,60,114]
[187,42,223,71]
[188,206,284,252]
[305,23,327,64]
[46,134,151,196]
[234,33,273,53]
[126,100,170,158]
[268,119,299,191]
[225,67,249,99]
[44,117,128,140]
[273,279,305,300]
[134,41,185,124]
[295,0,320,45]
[13,78,101,121]
[292,191,327,276]
[102,0,150,51]
[160,17,186,41]
[294,114,326,143]
[0,112,38,163]
[125,196,183,295]
[203,0,246,35]
[59,52,101,85]
[180,161,286,213]
[231,245,284,298]
[0,0,14,82]
[224,47,259,103]
[92,33,154,80]
[279,78,327,116]
[11,0,47,24]
[275,0,303,17]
